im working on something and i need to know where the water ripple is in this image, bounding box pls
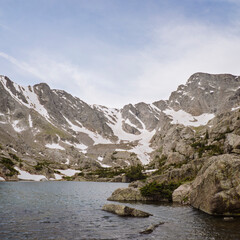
[0,182,240,240]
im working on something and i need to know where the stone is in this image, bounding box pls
[223,217,234,221]
[102,204,152,217]
[172,182,191,204]
[107,187,149,201]
[225,133,240,151]
[190,154,240,216]
[140,222,164,234]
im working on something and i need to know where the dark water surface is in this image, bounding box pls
[0,182,240,240]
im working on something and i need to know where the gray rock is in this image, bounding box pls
[223,217,234,221]
[107,187,148,201]
[172,182,191,204]
[140,222,164,234]
[225,133,240,151]
[102,204,152,217]
[190,154,240,216]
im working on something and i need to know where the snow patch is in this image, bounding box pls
[54,173,63,180]
[64,140,88,153]
[96,160,111,168]
[55,169,81,177]
[12,120,25,132]
[96,156,111,167]
[107,110,155,164]
[46,143,65,150]
[65,158,70,165]
[114,149,127,152]
[129,130,156,165]
[164,109,215,127]
[124,160,130,166]
[150,104,161,113]
[64,116,112,145]
[0,176,5,181]
[0,77,50,120]
[129,110,145,129]
[15,167,47,181]
[28,114,33,128]
[144,169,158,173]
[232,106,240,111]
[125,119,138,128]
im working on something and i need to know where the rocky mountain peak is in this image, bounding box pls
[168,73,240,116]
[0,72,239,181]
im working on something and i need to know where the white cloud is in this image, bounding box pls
[1,18,240,108]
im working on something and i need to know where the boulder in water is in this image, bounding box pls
[102,204,152,217]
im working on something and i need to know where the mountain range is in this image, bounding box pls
[0,72,239,181]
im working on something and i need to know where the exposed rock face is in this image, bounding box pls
[172,183,191,204]
[102,204,152,217]
[107,187,148,201]
[190,154,240,216]
[225,133,240,153]
[168,73,240,115]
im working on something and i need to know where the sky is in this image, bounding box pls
[0,0,240,108]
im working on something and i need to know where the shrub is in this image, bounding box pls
[34,161,50,171]
[0,157,18,176]
[125,164,146,182]
[78,172,84,177]
[9,153,21,162]
[89,168,125,178]
[34,163,43,171]
[191,140,223,158]
[158,155,167,167]
[140,181,181,201]
[63,176,73,181]
[214,133,226,141]
[1,157,14,166]
[205,130,209,140]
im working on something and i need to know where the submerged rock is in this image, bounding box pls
[190,154,240,216]
[102,204,152,217]
[140,222,164,234]
[223,217,234,221]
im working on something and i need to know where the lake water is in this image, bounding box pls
[0,182,240,240]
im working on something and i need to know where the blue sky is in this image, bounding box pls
[0,0,240,107]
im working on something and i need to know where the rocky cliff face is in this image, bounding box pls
[0,72,239,181]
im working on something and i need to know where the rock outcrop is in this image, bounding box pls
[172,182,191,204]
[102,204,152,217]
[190,154,240,216]
[107,187,149,201]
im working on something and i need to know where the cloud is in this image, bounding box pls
[1,15,240,108]
[133,20,240,101]
[0,51,109,105]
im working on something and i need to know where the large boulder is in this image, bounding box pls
[172,182,192,204]
[225,133,240,153]
[102,204,152,217]
[107,187,148,201]
[190,154,240,216]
